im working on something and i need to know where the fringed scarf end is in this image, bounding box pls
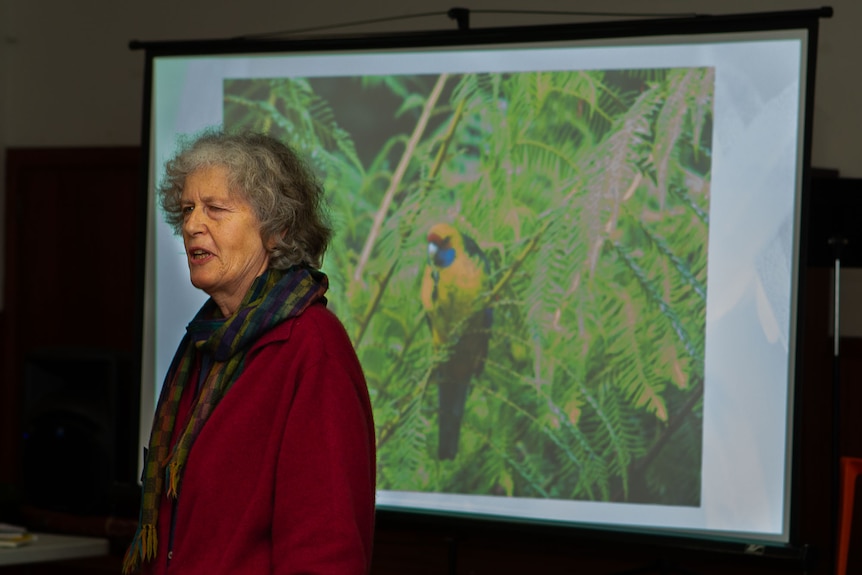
[122,524,157,574]
[166,459,182,498]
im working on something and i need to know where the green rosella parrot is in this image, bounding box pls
[421,223,493,460]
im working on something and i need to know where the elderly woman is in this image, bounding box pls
[123,130,376,575]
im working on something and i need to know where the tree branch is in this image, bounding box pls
[352,73,450,286]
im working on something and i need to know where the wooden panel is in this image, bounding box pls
[1,147,142,489]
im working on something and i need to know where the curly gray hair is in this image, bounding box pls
[159,128,332,269]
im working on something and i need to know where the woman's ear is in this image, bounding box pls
[266,229,287,251]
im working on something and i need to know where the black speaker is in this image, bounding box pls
[21,348,137,516]
[807,176,862,268]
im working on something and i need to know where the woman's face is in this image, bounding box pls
[181,165,270,316]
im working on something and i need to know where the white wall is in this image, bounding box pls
[1,0,859,327]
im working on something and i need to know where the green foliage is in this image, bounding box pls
[224,66,713,506]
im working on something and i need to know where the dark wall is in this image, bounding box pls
[1,148,143,517]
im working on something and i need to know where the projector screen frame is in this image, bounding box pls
[131,6,831,564]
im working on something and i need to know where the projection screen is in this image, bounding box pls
[136,11,823,551]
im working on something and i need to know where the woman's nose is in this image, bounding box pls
[183,207,204,235]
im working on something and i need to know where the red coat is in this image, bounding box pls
[143,303,376,574]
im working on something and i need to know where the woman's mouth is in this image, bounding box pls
[190,249,213,261]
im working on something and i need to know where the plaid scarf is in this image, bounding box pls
[122,266,328,574]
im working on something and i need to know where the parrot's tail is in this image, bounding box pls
[438,378,469,460]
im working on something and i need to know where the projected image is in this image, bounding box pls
[224,67,713,506]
